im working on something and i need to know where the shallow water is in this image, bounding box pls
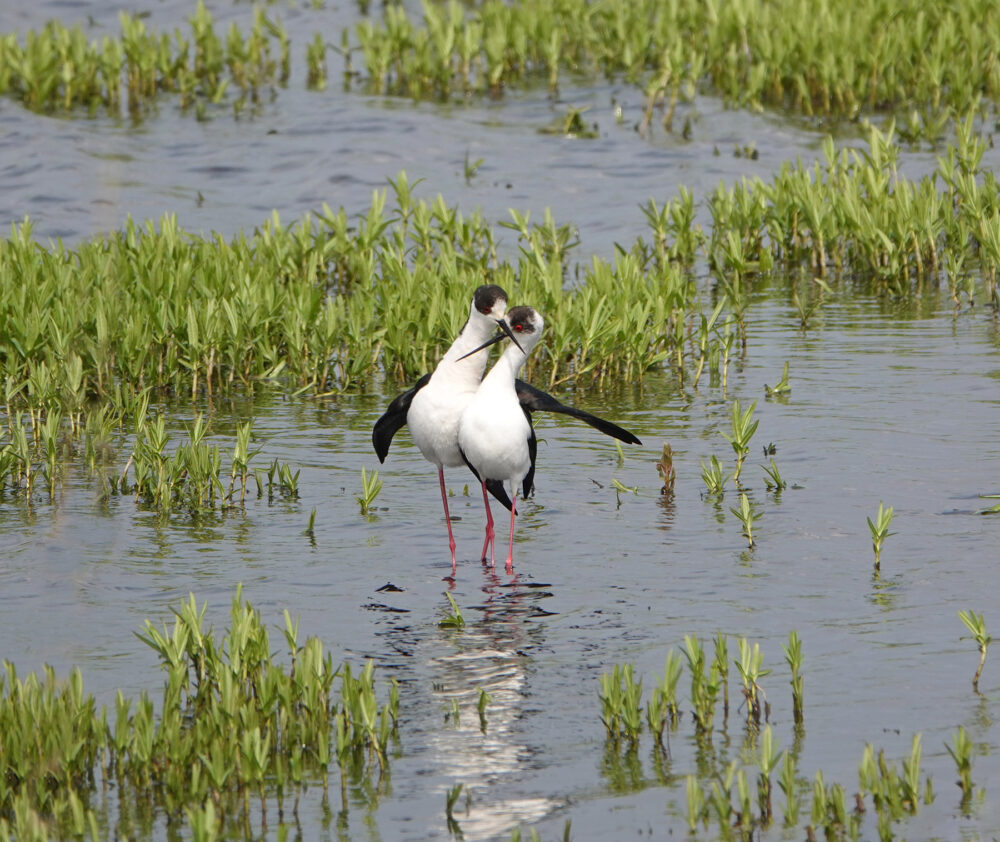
[4,296,1000,839]
[4,0,1000,839]
[0,0,967,256]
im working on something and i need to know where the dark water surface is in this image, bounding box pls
[3,0,1000,839]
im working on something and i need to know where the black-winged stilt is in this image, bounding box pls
[372,285,519,573]
[457,305,642,573]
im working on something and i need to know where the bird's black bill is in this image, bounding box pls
[456,318,523,360]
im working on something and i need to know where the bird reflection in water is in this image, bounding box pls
[425,569,558,840]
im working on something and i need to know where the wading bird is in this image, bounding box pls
[372,285,519,573]
[457,306,642,573]
[373,292,642,574]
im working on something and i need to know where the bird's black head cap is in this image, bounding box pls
[473,284,508,315]
[505,305,540,333]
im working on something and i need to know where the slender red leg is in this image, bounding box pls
[480,481,495,568]
[504,490,518,574]
[438,468,457,573]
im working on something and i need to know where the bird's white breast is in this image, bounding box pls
[408,373,477,468]
[458,387,531,484]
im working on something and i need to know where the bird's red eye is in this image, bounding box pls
[478,306,490,315]
[514,324,523,332]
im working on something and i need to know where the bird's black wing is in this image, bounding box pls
[522,407,537,500]
[515,379,642,445]
[371,373,431,462]
[485,478,514,512]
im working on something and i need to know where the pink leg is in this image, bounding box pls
[438,468,457,573]
[480,482,496,568]
[504,490,518,574]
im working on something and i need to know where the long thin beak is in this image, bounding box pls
[457,318,524,361]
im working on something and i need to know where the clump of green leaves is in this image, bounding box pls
[722,399,758,484]
[598,664,643,744]
[357,466,383,515]
[700,455,727,496]
[645,650,683,746]
[0,589,399,840]
[0,3,289,118]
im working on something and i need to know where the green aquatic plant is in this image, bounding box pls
[722,399,758,485]
[783,631,804,724]
[646,649,683,746]
[683,635,719,736]
[777,751,800,827]
[439,592,465,628]
[858,734,928,830]
[712,632,730,723]
[685,775,705,833]
[978,493,1000,514]
[477,688,490,733]
[734,638,770,727]
[945,726,974,801]
[357,466,383,516]
[706,760,736,833]
[538,105,599,139]
[730,492,761,549]
[344,0,1000,140]
[598,664,643,744]
[611,477,638,507]
[867,501,895,572]
[764,361,791,398]
[700,455,727,496]
[655,443,676,496]
[4,119,1000,419]
[0,589,398,840]
[445,782,464,836]
[463,150,484,184]
[0,3,289,118]
[762,459,787,492]
[958,610,991,694]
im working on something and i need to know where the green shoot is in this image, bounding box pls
[867,501,895,571]
[730,492,761,548]
[445,782,464,835]
[685,775,705,832]
[700,455,726,495]
[945,726,974,800]
[783,631,804,724]
[463,150,484,184]
[611,478,638,508]
[764,361,791,397]
[439,592,465,628]
[958,610,991,694]
[978,493,1000,514]
[357,467,383,516]
[655,443,676,496]
[477,688,490,733]
[762,459,787,491]
[735,637,770,726]
[722,399,758,484]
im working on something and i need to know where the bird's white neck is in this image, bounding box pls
[435,314,495,386]
[481,341,528,390]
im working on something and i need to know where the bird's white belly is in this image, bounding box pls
[458,404,530,484]
[408,384,473,468]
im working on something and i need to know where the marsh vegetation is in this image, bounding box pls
[2,0,1000,839]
